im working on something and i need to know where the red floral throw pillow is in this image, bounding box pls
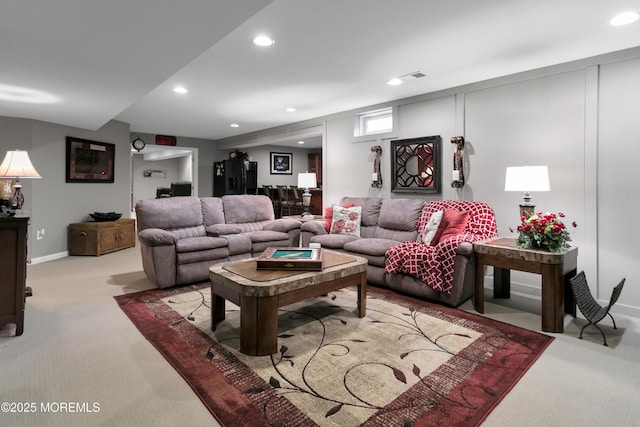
[330,205,362,236]
[430,208,469,246]
[324,203,354,232]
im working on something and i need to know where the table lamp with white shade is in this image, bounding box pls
[297,172,317,219]
[504,164,550,219]
[0,149,42,210]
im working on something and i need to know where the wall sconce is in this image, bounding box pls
[450,136,465,188]
[297,172,317,219]
[0,149,42,209]
[504,164,550,218]
[371,145,382,188]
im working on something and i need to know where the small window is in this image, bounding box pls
[355,107,393,136]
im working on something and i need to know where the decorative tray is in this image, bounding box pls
[256,247,324,271]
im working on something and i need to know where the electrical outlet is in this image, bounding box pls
[36,228,45,240]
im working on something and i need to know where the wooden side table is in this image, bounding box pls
[474,237,578,333]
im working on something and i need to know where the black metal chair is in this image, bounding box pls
[569,271,625,346]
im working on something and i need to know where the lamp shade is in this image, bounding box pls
[297,172,316,189]
[504,165,549,192]
[0,150,42,178]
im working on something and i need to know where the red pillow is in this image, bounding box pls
[324,203,354,232]
[430,208,469,246]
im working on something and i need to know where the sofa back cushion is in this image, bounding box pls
[200,197,225,226]
[222,194,275,225]
[375,198,424,242]
[136,196,204,233]
[339,197,383,238]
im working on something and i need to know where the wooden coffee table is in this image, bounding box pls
[209,250,367,356]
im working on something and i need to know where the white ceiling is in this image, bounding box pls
[3,1,640,149]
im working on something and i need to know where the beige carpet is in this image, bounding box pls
[1,245,639,426]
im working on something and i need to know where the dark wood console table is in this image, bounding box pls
[0,216,29,336]
[474,237,578,333]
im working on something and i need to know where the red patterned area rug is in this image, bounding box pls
[114,284,553,427]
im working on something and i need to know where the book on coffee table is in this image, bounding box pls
[256,247,324,271]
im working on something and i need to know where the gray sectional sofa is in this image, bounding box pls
[135,195,301,288]
[135,193,497,308]
[301,197,498,307]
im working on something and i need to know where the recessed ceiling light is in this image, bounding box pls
[173,86,188,94]
[253,35,274,47]
[297,140,305,145]
[387,78,403,86]
[230,123,240,128]
[286,107,297,112]
[610,12,639,26]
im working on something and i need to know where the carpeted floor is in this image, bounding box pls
[115,283,553,427]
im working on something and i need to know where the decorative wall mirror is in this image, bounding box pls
[391,135,441,194]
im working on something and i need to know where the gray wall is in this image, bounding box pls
[3,48,638,317]
[220,50,640,318]
[0,118,132,261]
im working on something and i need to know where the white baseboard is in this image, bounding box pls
[30,251,68,265]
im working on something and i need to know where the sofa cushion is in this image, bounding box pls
[421,210,443,245]
[375,198,424,241]
[206,224,241,236]
[246,230,290,243]
[344,237,399,257]
[339,197,382,227]
[310,233,359,249]
[175,236,228,253]
[330,205,362,236]
[222,233,252,255]
[222,194,275,224]
[201,197,226,226]
[431,208,469,246]
[136,196,204,231]
[323,203,354,232]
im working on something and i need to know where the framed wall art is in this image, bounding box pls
[66,137,115,183]
[270,152,292,175]
[391,135,441,194]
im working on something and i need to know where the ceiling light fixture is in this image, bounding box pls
[253,35,274,47]
[298,141,305,145]
[610,12,639,26]
[173,86,188,94]
[286,107,296,112]
[230,123,239,128]
[387,78,403,86]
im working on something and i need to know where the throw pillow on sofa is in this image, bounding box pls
[330,204,362,237]
[420,210,443,245]
[324,203,354,232]
[430,208,469,246]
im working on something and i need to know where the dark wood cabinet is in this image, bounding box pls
[213,160,258,196]
[68,219,136,256]
[308,153,322,186]
[0,217,28,336]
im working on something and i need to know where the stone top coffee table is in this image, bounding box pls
[209,250,367,356]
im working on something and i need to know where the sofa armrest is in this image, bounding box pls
[263,218,301,233]
[137,228,177,246]
[206,223,242,236]
[456,241,474,257]
[300,221,327,235]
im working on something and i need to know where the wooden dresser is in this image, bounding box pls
[68,218,136,256]
[0,216,28,336]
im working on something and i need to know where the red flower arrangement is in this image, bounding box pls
[510,212,577,252]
